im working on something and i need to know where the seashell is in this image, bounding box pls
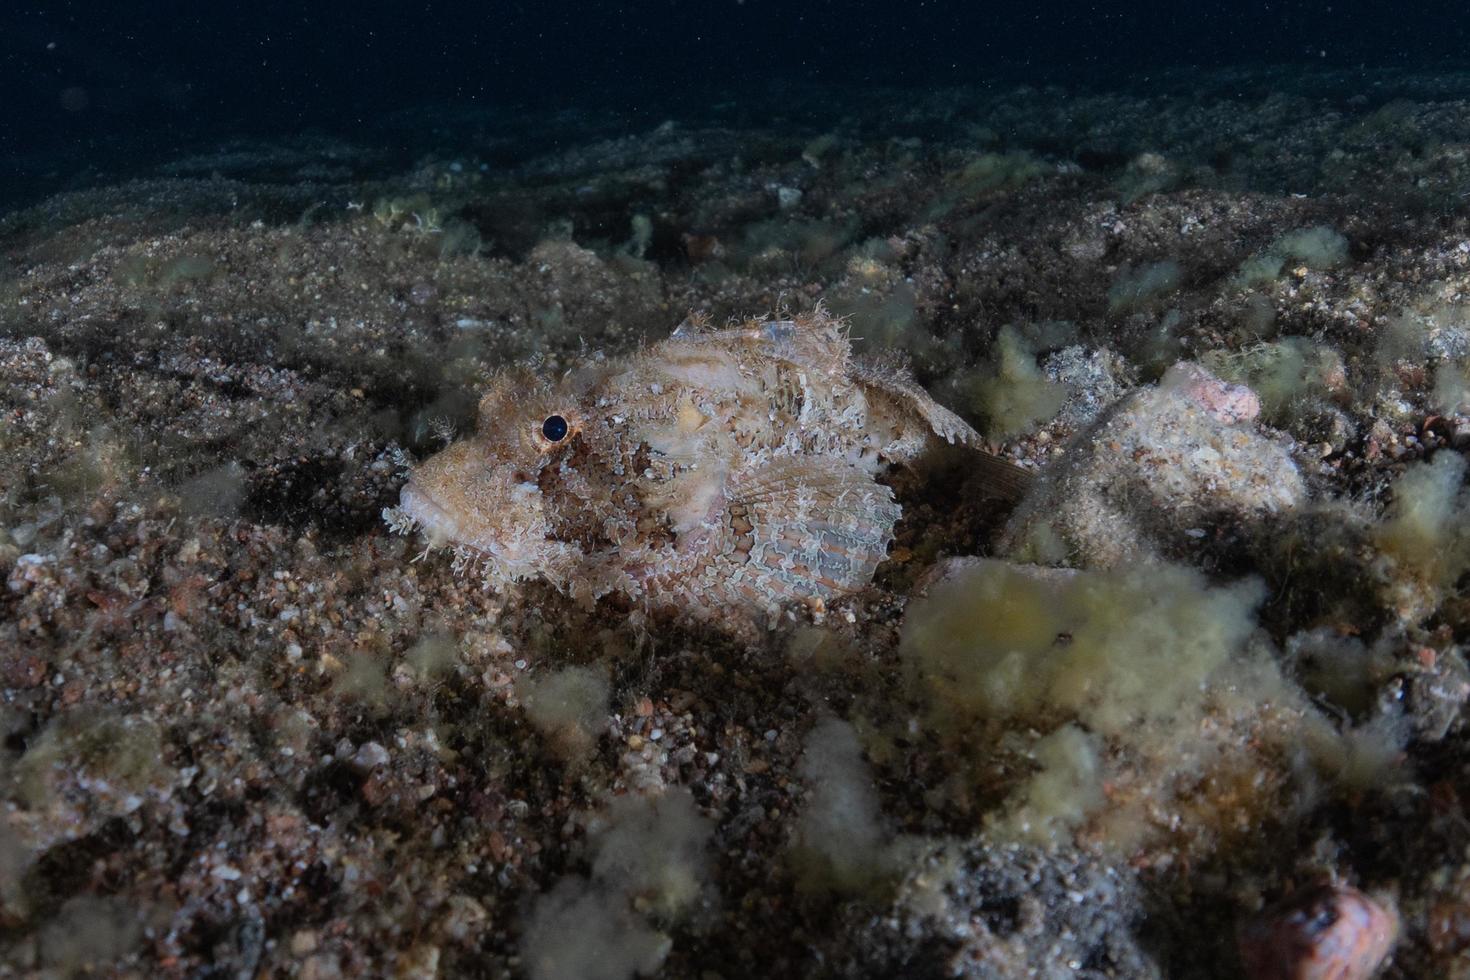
[1238,883,1397,980]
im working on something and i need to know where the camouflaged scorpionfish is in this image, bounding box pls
[386,308,1028,621]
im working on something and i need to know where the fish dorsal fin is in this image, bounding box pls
[965,449,1035,503]
[671,308,851,377]
[671,310,714,337]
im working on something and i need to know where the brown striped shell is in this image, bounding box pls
[1238,884,1397,980]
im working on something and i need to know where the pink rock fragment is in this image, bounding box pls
[1164,361,1261,425]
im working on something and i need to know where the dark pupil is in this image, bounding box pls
[541,415,569,442]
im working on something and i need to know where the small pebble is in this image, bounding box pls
[350,741,390,772]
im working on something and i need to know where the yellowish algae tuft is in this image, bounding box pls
[1372,451,1470,620]
[39,424,138,507]
[1432,361,1470,414]
[588,791,714,922]
[1374,452,1468,583]
[1232,224,1350,288]
[0,822,30,914]
[1114,150,1181,202]
[1298,712,1411,794]
[1247,452,1470,631]
[523,790,713,980]
[959,324,1070,438]
[177,461,248,518]
[521,879,671,980]
[988,724,1105,843]
[791,718,902,896]
[519,665,613,759]
[1270,225,1351,269]
[1107,259,1183,315]
[38,896,151,974]
[1201,337,1346,425]
[900,559,1307,851]
[831,278,925,355]
[924,151,1047,219]
[903,560,1262,736]
[16,710,169,812]
[1284,628,1394,718]
[331,646,392,705]
[402,632,459,682]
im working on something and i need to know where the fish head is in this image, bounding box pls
[396,371,589,583]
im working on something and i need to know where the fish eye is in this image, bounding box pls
[541,414,570,442]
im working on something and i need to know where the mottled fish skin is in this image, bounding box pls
[388,307,1025,622]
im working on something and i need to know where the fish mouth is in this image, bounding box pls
[398,484,494,554]
[398,483,529,564]
[398,483,460,539]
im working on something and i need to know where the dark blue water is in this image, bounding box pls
[4,0,1469,209]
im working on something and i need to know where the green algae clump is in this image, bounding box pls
[962,325,1069,438]
[902,560,1262,735]
[899,560,1297,850]
[1372,452,1470,620]
[520,665,612,759]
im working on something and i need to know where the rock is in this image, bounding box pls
[1041,345,1131,430]
[893,841,1160,980]
[1000,362,1304,568]
[350,742,390,773]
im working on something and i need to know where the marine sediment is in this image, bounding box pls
[6,69,1470,978]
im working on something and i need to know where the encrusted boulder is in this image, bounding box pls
[1000,362,1305,567]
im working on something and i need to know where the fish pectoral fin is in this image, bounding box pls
[719,457,901,603]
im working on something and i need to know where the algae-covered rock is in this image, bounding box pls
[1001,362,1305,567]
[902,557,1303,855]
